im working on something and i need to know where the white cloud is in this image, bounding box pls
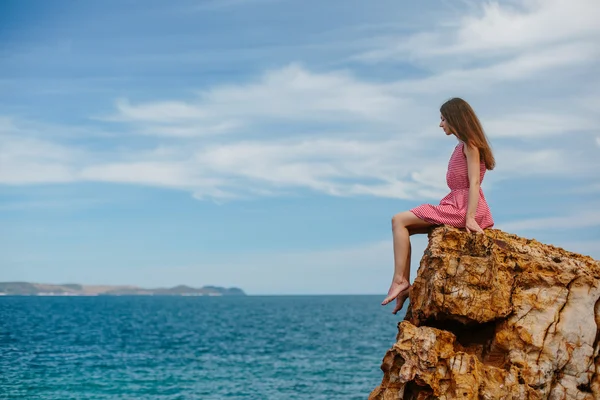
[360,0,600,62]
[80,162,204,188]
[2,122,582,201]
[484,113,594,138]
[75,136,448,200]
[107,64,411,137]
[388,41,599,95]
[494,148,566,175]
[358,0,600,101]
[449,0,599,54]
[115,99,207,123]
[2,57,597,200]
[1,1,599,202]
[0,131,79,184]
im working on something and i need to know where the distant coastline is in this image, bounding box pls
[0,282,246,297]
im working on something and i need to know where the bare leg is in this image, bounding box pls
[392,242,411,314]
[381,219,411,305]
[392,227,430,314]
[382,212,432,306]
[392,227,429,315]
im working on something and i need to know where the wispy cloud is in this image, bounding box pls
[358,0,600,63]
[2,1,598,202]
[448,0,599,54]
[356,0,600,101]
[385,41,599,96]
[484,113,594,138]
[0,133,79,184]
[6,111,584,201]
[104,64,411,138]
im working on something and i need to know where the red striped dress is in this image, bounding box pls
[410,142,494,229]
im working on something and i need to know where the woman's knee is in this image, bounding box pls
[391,212,410,230]
[393,211,432,232]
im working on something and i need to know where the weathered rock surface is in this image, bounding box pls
[370,226,600,399]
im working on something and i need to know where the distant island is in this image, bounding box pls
[0,282,246,297]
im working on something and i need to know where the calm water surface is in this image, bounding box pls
[0,296,405,399]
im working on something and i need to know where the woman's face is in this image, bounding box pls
[439,114,452,136]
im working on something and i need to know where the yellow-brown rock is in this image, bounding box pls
[370,226,600,399]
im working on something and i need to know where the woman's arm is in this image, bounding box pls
[464,143,484,233]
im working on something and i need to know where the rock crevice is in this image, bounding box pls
[370,226,600,399]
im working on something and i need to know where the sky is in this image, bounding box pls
[1,0,599,295]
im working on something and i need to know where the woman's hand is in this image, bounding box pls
[465,216,484,234]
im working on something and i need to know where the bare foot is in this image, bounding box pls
[392,287,410,314]
[381,279,410,306]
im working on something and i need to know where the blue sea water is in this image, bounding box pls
[0,296,404,399]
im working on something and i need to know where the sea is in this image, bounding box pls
[0,295,405,399]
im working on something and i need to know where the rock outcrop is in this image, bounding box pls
[370,226,600,399]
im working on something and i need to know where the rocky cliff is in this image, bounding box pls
[370,226,600,400]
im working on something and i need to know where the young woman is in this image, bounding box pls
[382,98,495,314]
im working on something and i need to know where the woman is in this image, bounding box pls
[382,98,495,314]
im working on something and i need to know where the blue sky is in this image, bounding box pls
[1,0,599,294]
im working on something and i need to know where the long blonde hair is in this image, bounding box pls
[440,98,495,170]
